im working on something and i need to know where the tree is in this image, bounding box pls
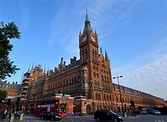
[0,22,21,80]
[0,90,7,103]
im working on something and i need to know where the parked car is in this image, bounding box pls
[58,111,67,117]
[147,108,154,114]
[135,110,141,115]
[40,112,62,121]
[94,110,123,122]
[140,110,148,115]
[151,110,161,115]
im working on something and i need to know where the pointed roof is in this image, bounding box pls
[31,62,34,70]
[83,10,92,34]
[105,50,109,61]
[85,9,89,22]
[27,65,30,72]
[43,66,46,74]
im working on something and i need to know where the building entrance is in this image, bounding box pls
[86,105,91,115]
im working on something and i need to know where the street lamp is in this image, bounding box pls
[113,76,124,116]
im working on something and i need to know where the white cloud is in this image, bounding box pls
[47,0,139,55]
[47,9,67,46]
[112,39,167,100]
[87,0,140,45]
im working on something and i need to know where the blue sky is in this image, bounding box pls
[1,0,167,100]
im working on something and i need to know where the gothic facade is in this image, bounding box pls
[2,13,165,114]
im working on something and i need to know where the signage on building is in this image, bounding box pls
[60,103,66,108]
[60,99,66,103]
[37,104,54,108]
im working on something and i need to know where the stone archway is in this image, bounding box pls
[86,104,91,115]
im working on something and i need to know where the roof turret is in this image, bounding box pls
[105,50,109,61]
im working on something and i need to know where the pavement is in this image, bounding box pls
[1,115,35,122]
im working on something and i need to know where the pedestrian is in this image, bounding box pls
[1,109,7,121]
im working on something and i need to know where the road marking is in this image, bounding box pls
[78,116,85,122]
[155,120,165,122]
[70,116,74,122]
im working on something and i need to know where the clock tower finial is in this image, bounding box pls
[86,9,89,22]
[83,10,92,34]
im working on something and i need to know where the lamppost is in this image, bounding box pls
[113,75,124,116]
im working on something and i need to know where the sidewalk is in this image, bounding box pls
[1,115,35,122]
[1,117,20,122]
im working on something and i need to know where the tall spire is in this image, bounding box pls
[27,65,30,72]
[85,9,89,22]
[105,50,109,61]
[83,9,92,34]
[43,66,46,74]
[31,62,34,70]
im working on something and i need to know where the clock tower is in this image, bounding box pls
[79,11,99,65]
[79,11,99,99]
[79,11,113,112]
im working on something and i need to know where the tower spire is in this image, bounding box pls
[83,9,92,34]
[27,65,30,72]
[85,9,89,22]
[105,50,109,61]
[31,62,34,70]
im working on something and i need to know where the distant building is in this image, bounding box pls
[0,81,21,99]
[113,83,165,113]
[0,81,21,112]
[4,12,165,115]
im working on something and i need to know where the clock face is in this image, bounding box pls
[91,36,95,42]
[82,36,87,42]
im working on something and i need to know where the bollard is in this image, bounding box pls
[124,112,127,117]
[10,114,14,122]
[19,114,23,121]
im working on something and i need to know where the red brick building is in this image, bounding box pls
[4,12,165,115]
[113,84,165,113]
[0,81,21,112]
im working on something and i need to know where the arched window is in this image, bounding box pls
[85,49,88,60]
[96,92,98,100]
[82,50,84,61]
[98,93,101,100]
[92,49,94,60]
[95,50,97,60]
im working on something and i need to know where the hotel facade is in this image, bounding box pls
[1,13,165,115]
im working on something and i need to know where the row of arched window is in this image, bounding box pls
[92,49,98,61]
[95,92,112,101]
[81,49,88,62]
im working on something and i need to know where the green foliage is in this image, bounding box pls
[0,22,21,80]
[0,90,7,103]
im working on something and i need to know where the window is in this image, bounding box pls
[92,50,95,60]
[115,84,119,91]
[126,88,132,93]
[134,90,138,95]
[83,70,88,77]
[85,83,88,87]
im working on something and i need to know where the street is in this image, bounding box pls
[1,114,167,122]
[123,115,167,122]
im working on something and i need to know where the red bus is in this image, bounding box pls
[34,101,60,117]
